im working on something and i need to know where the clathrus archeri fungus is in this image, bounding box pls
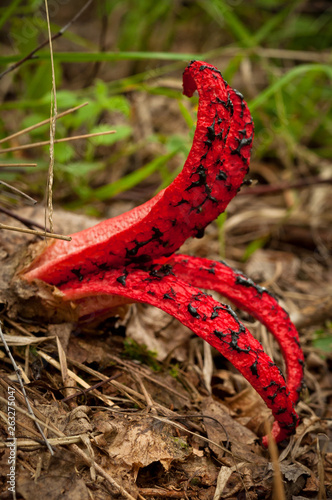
[22,61,304,446]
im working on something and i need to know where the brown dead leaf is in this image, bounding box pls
[176,453,219,488]
[201,397,264,463]
[123,303,192,361]
[211,369,239,399]
[48,323,73,352]
[300,473,320,495]
[94,415,191,474]
[224,386,272,439]
[15,449,90,500]
[67,336,111,366]
[280,461,309,483]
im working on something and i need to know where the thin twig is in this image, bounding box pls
[0,0,94,80]
[0,321,54,455]
[0,163,37,167]
[0,130,116,154]
[0,206,46,231]
[0,223,71,241]
[0,180,37,205]
[0,103,88,145]
[0,435,84,448]
[240,176,332,197]
[70,443,137,500]
[137,489,188,498]
[61,374,121,403]
[36,349,115,407]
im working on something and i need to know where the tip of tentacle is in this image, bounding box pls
[261,415,300,447]
[182,63,197,97]
[183,60,220,97]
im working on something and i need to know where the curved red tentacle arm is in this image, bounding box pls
[57,264,299,444]
[21,60,303,446]
[23,61,253,285]
[168,254,304,408]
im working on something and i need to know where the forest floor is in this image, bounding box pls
[0,2,332,499]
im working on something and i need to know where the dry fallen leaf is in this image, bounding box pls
[94,414,192,476]
[123,303,192,361]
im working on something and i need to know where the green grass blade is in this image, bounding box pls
[92,150,179,201]
[199,0,254,47]
[249,64,332,111]
[0,0,22,30]
[253,5,294,45]
[0,51,202,65]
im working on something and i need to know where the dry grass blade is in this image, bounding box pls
[0,180,37,204]
[56,336,68,384]
[0,163,37,167]
[107,354,190,402]
[0,223,71,241]
[36,349,115,407]
[0,334,53,346]
[317,436,328,500]
[61,375,121,403]
[44,0,57,233]
[0,130,116,154]
[254,47,331,63]
[0,206,47,231]
[0,435,85,449]
[0,103,88,145]
[0,393,62,438]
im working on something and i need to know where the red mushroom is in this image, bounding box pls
[22,61,304,445]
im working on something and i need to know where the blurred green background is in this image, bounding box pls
[0,0,331,215]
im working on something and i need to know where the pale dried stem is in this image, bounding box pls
[0,104,88,145]
[0,130,116,154]
[0,435,85,448]
[265,421,286,500]
[0,163,37,167]
[36,349,115,407]
[44,0,57,233]
[254,47,331,63]
[0,222,71,240]
[0,180,37,204]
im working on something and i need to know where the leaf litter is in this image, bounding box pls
[1,191,331,498]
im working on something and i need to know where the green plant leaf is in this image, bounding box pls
[53,142,75,163]
[90,124,132,146]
